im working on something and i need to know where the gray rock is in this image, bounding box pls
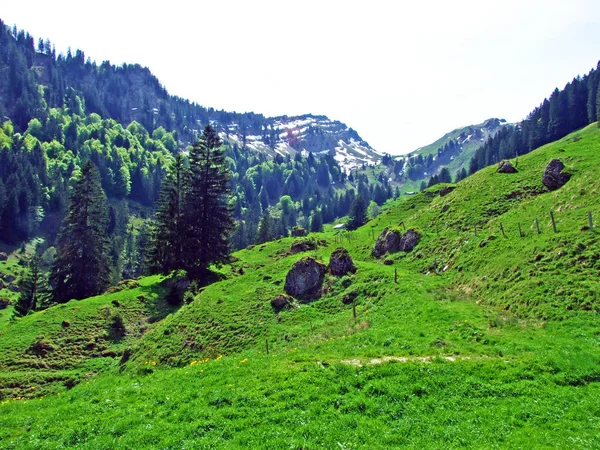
[329,248,356,276]
[290,239,317,254]
[497,160,517,173]
[0,252,8,261]
[3,274,15,283]
[271,294,293,312]
[398,229,420,252]
[542,159,570,190]
[373,228,421,257]
[372,228,402,258]
[0,298,9,309]
[284,256,326,297]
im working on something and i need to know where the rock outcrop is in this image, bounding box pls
[271,294,294,312]
[373,228,401,258]
[497,160,517,173]
[290,239,317,254]
[542,159,570,190]
[373,228,421,257]
[284,257,326,297]
[329,248,356,276]
[398,229,420,252]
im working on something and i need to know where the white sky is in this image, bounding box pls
[4,0,600,154]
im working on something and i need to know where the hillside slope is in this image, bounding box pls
[1,125,599,448]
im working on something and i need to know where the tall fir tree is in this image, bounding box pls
[183,124,234,277]
[147,154,187,274]
[14,256,49,317]
[347,195,367,230]
[50,161,111,302]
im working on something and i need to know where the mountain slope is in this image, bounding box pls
[0,20,381,170]
[2,125,599,448]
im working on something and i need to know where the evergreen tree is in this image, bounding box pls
[147,154,187,274]
[310,210,323,232]
[347,195,367,230]
[50,161,111,302]
[183,124,234,277]
[257,213,273,243]
[14,256,49,316]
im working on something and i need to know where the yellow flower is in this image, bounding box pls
[240,358,248,363]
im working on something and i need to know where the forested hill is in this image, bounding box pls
[0,19,395,273]
[0,19,380,170]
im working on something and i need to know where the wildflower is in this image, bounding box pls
[240,358,248,363]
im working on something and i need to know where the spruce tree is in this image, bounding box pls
[50,161,111,302]
[14,256,49,317]
[184,125,234,277]
[147,154,187,274]
[347,195,367,230]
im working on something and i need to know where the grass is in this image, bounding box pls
[1,125,600,447]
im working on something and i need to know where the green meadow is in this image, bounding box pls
[1,125,600,448]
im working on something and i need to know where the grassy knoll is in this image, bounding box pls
[1,126,599,448]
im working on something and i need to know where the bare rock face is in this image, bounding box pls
[542,159,570,190]
[271,294,293,312]
[497,160,517,173]
[398,229,420,252]
[373,228,402,258]
[373,228,421,257]
[329,248,356,276]
[284,257,327,297]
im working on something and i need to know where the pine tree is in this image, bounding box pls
[257,213,272,244]
[184,124,234,277]
[50,161,111,302]
[310,210,323,232]
[147,154,187,274]
[347,195,367,230]
[14,256,49,316]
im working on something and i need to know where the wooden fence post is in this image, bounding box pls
[550,211,557,233]
[589,211,594,232]
[500,222,506,238]
[352,301,357,323]
[266,339,269,354]
[535,218,541,234]
[518,223,524,238]
[394,267,398,284]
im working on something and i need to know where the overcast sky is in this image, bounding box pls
[4,1,600,154]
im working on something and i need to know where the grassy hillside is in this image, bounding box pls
[1,125,599,448]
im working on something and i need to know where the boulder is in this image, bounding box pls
[398,229,420,252]
[383,259,394,265]
[341,290,358,305]
[284,256,327,297]
[542,159,570,190]
[0,252,8,261]
[373,228,402,258]
[373,228,421,257]
[270,294,293,312]
[290,239,317,254]
[439,186,455,197]
[0,298,9,310]
[291,227,309,237]
[3,274,15,283]
[497,160,517,173]
[329,248,356,276]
